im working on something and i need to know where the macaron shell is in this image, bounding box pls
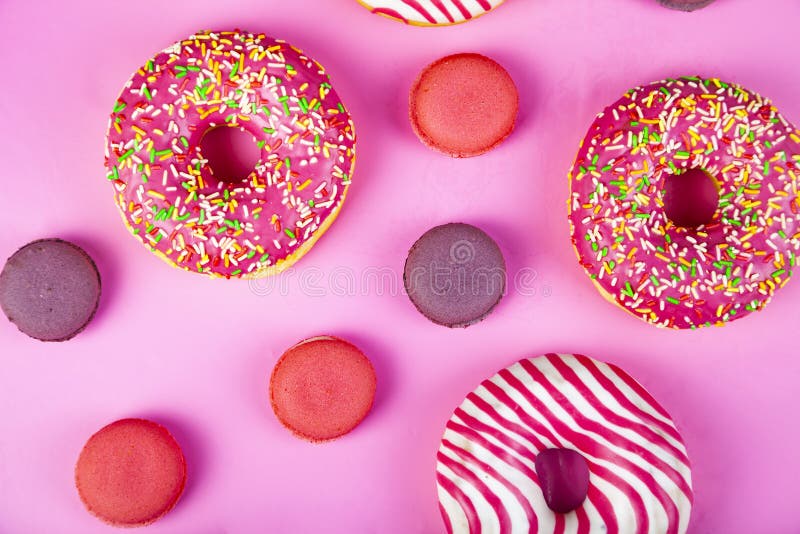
[409,53,518,157]
[0,239,101,342]
[403,223,506,328]
[270,336,377,442]
[75,419,187,527]
[657,0,717,11]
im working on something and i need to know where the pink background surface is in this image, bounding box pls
[1,0,799,532]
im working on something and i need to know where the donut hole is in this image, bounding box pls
[663,168,720,228]
[199,125,260,183]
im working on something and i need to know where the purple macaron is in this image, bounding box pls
[0,239,101,342]
[403,223,506,328]
[657,0,716,11]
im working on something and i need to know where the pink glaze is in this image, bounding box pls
[569,77,800,329]
[105,30,356,278]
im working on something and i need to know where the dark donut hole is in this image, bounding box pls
[199,125,260,183]
[663,168,720,228]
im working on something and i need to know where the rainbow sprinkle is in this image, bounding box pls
[568,77,800,329]
[104,30,356,279]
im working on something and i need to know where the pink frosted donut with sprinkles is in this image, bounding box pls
[356,0,504,26]
[437,353,693,534]
[569,76,800,329]
[105,30,356,278]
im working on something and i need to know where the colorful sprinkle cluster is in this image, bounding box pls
[569,77,800,329]
[105,30,356,278]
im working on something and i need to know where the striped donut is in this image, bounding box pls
[356,0,505,26]
[436,353,693,534]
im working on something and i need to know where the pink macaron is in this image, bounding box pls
[75,418,187,527]
[409,53,518,158]
[270,336,377,442]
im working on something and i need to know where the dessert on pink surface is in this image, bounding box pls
[569,77,800,329]
[356,0,505,26]
[403,222,507,327]
[657,0,716,12]
[75,418,187,527]
[270,336,377,442]
[0,239,101,342]
[105,30,356,279]
[2,0,800,531]
[409,53,518,158]
[437,353,693,534]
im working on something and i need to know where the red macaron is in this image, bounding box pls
[75,418,187,527]
[409,53,518,157]
[270,336,377,442]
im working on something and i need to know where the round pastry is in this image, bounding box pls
[0,239,101,341]
[410,53,518,158]
[75,418,187,527]
[404,223,506,327]
[657,0,716,11]
[568,76,800,329]
[437,353,693,533]
[357,0,505,26]
[270,336,376,442]
[105,30,356,279]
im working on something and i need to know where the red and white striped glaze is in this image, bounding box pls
[105,30,356,278]
[356,0,504,26]
[436,353,692,534]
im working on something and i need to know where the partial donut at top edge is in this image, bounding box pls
[357,0,506,26]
